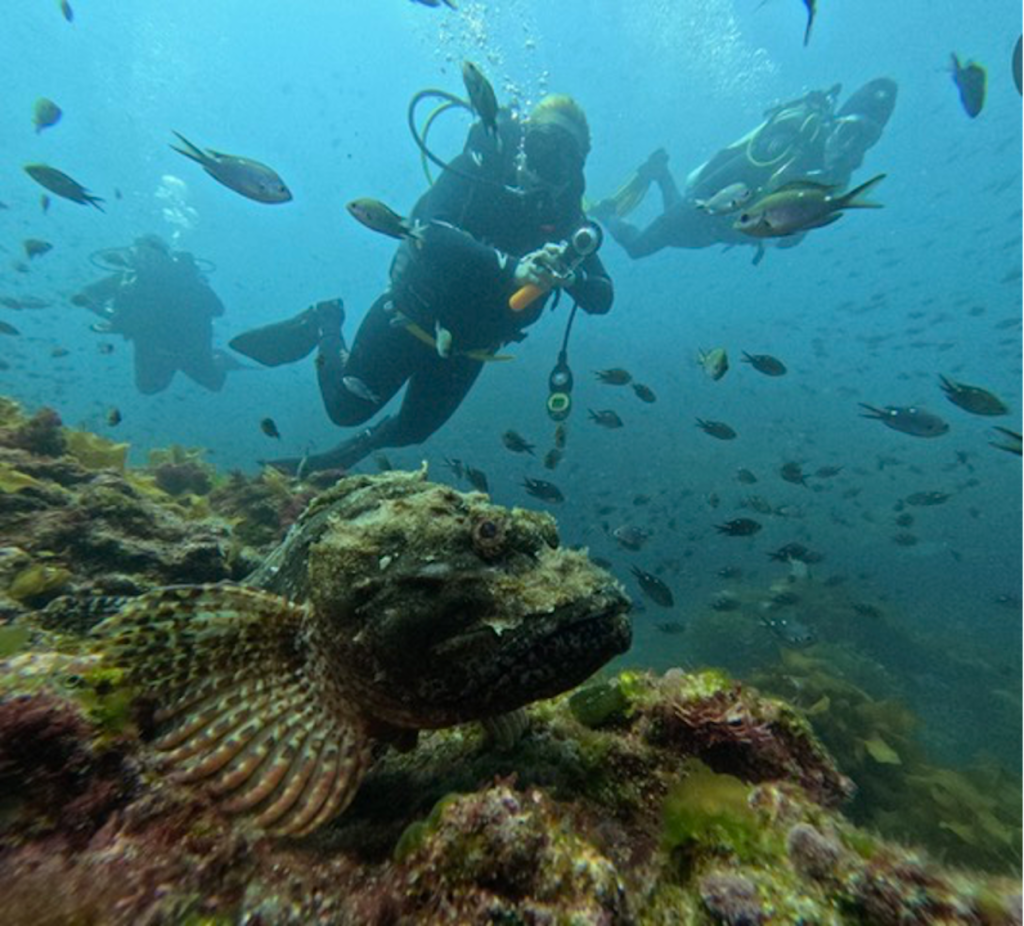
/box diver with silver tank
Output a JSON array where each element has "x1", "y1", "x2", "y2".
[{"x1": 590, "y1": 78, "x2": 898, "y2": 263}]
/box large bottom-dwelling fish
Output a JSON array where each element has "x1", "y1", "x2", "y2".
[{"x1": 94, "y1": 467, "x2": 631, "y2": 837}]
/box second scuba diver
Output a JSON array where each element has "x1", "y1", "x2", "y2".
[
  {"x1": 591, "y1": 78, "x2": 898, "y2": 263},
  {"x1": 230, "y1": 90, "x2": 612, "y2": 474},
  {"x1": 75, "y1": 235, "x2": 239, "y2": 395}
]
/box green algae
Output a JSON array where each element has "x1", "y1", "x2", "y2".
[
  {"x1": 8, "y1": 564, "x2": 72, "y2": 603},
  {"x1": 0, "y1": 463, "x2": 45, "y2": 494},
  {"x1": 662, "y1": 762, "x2": 759, "y2": 862},
  {"x1": 0, "y1": 625, "x2": 32, "y2": 658},
  {"x1": 393, "y1": 791, "x2": 464, "y2": 862},
  {"x1": 64, "y1": 429, "x2": 129, "y2": 472},
  {"x1": 569, "y1": 677, "x2": 631, "y2": 727}
]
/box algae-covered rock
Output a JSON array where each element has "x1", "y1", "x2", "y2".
[{"x1": 394, "y1": 785, "x2": 628, "y2": 924}]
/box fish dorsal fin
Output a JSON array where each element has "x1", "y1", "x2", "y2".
[
  {"x1": 771, "y1": 179, "x2": 836, "y2": 194},
  {"x1": 95, "y1": 584, "x2": 373, "y2": 837}
]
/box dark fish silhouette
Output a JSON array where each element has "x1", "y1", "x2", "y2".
[
  {"x1": 630, "y1": 566, "x2": 675, "y2": 608},
  {"x1": 589, "y1": 409, "x2": 624, "y2": 429},
  {"x1": 24, "y1": 164, "x2": 104, "y2": 210},
  {"x1": 800, "y1": 0, "x2": 816, "y2": 46},
  {"x1": 632, "y1": 383, "x2": 657, "y2": 403},
  {"x1": 461, "y1": 61, "x2": 499, "y2": 140},
  {"x1": 905, "y1": 491, "x2": 950, "y2": 507},
  {"x1": 466, "y1": 465, "x2": 490, "y2": 493},
  {"x1": 950, "y1": 53, "x2": 987, "y2": 118},
  {"x1": 502, "y1": 430, "x2": 535, "y2": 455},
  {"x1": 779, "y1": 461, "x2": 808, "y2": 486},
  {"x1": 696, "y1": 418, "x2": 737, "y2": 440},
  {"x1": 1013, "y1": 36, "x2": 1022, "y2": 96},
  {"x1": 938, "y1": 375, "x2": 1008, "y2": 416},
  {"x1": 594, "y1": 368, "x2": 632, "y2": 385},
  {"x1": 742, "y1": 351, "x2": 787, "y2": 376},
  {"x1": 768, "y1": 543, "x2": 821, "y2": 564},
  {"x1": 23, "y1": 239, "x2": 53, "y2": 260},
  {"x1": 859, "y1": 404, "x2": 949, "y2": 438},
  {"x1": 715, "y1": 518, "x2": 762, "y2": 537},
  {"x1": 989, "y1": 427, "x2": 1022, "y2": 456},
  {"x1": 260, "y1": 417, "x2": 282, "y2": 440},
  {"x1": 522, "y1": 477, "x2": 564, "y2": 504}
]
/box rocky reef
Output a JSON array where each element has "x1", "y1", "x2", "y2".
[{"x1": 0, "y1": 399, "x2": 1020, "y2": 925}]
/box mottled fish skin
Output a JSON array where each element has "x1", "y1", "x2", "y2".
[
  {"x1": 170, "y1": 132, "x2": 292, "y2": 204},
  {"x1": 95, "y1": 469, "x2": 631, "y2": 836}
]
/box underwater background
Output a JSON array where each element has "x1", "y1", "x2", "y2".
[{"x1": 1, "y1": 0, "x2": 1021, "y2": 875}]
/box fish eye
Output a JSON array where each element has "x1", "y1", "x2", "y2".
[{"x1": 471, "y1": 515, "x2": 508, "y2": 559}]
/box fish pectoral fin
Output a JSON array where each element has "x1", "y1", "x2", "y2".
[{"x1": 95, "y1": 584, "x2": 372, "y2": 836}]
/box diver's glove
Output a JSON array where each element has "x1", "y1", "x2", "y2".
[{"x1": 514, "y1": 243, "x2": 576, "y2": 290}]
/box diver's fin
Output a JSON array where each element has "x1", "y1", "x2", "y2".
[
  {"x1": 595, "y1": 150, "x2": 668, "y2": 221},
  {"x1": 95, "y1": 584, "x2": 373, "y2": 837},
  {"x1": 229, "y1": 306, "x2": 327, "y2": 367},
  {"x1": 836, "y1": 173, "x2": 886, "y2": 209},
  {"x1": 169, "y1": 131, "x2": 212, "y2": 167}
]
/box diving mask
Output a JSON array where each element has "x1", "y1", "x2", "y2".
[{"x1": 522, "y1": 124, "x2": 582, "y2": 187}]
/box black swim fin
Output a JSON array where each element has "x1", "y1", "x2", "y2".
[
  {"x1": 230, "y1": 300, "x2": 343, "y2": 368},
  {"x1": 263, "y1": 417, "x2": 392, "y2": 477}
]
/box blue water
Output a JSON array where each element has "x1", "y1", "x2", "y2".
[{"x1": 2, "y1": 2, "x2": 1021, "y2": 769}]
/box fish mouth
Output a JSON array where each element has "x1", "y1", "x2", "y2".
[{"x1": 481, "y1": 586, "x2": 633, "y2": 710}]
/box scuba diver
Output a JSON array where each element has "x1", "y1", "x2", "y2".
[
  {"x1": 230, "y1": 86, "x2": 613, "y2": 475},
  {"x1": 591, "y1": 78, "x2": 898, "y2": 262},
  {"x1": 74, "y1": 235, "x2": 239, "y2": 394}
]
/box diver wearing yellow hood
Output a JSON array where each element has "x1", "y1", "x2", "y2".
[{"x1": 231, "y1": 91, "x2": 613, "y2": 475}]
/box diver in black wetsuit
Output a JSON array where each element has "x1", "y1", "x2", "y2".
[
  {"x1": 231, "y1": 94, "x2": 613, "y2": 474},
  {"x1": 592, "y1": 78, "x2": 898, "y2": 262},
  {"x1": 76, "y1": 235, "x2": 237, "y2": 394}
]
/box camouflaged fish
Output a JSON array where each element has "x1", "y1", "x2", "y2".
[{"x1": 94, "y1": 467, "x2": 631, "y2": 837}]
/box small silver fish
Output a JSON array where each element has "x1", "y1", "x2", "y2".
[
  {"x1": 695, "y1": 182, "x2": 752, "y2": 215},
  {"x1": 343, "y1": 376, "x2": 381, "y2": 405}
]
